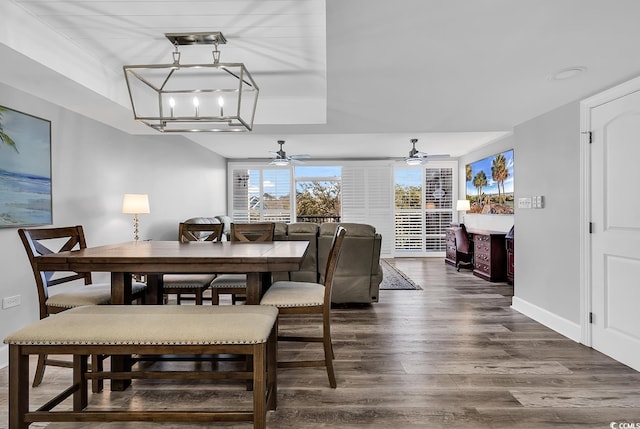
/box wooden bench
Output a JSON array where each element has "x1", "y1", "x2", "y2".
[{"x1": 4, "y1": 305, "x2": 278, "y2": 429}]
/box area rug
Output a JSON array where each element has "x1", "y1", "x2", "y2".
[{"x1": 379, "y1": 259, "x2": 421, "y2": 290}]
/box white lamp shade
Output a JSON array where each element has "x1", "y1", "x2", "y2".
[
  {"x1": 456, "y1": 199, "x2": 471, "y2": 211},
  {"x1": 122, "y1": 194, "x2": 150, "y2": 214}
]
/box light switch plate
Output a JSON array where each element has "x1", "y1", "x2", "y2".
[{"x1": 518, "y1": 197, "x2": 532, "y2": 209}]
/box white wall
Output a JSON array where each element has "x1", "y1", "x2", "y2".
[{"x1": 0, "y1": 83, "x2": 228, "y2": 367}]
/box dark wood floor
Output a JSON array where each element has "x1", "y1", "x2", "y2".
[{"x1": 3, "y1": 258, "x2": 640, "y2": 428}]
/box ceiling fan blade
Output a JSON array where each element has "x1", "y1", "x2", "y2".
[{"x1": 290, "y1": 154, "x2": 311, "y2": 159}]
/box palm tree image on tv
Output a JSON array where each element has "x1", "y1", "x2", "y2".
[{"x1": 465, "y1": 149, "x2": 514, "y2": 215}]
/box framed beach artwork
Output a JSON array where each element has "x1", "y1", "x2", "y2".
[
  {"x1": 465, "y1": 149, "x2": 514, "y2": 215},
  {"x1": 0, "y1": 105, "x2": 52, "y2": 227}
]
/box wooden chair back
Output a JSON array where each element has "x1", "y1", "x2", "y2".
[
  {"x1": 454, "y1": 224, "x2": 471, "y2": 254},
  {"x1": 18, "y1": 226, "x2": 93, "y2": 320},
  {"x1": 322, "y1": 226, "x2": 347, "y2": 304},
  {"x1": 230, "y1": 222, "x2": 275, "y2": 242},
  {"x1": 178, "y1": 222, "x2": 224, "y2": 242}
]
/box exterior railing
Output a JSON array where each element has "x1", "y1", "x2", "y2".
[{"x1": 296, "y1": 215, "x2": 341, "y2": 224}]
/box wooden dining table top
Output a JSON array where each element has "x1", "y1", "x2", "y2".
[{"x1": 35, "y1": 240, "x2": 310, "y2": 274}]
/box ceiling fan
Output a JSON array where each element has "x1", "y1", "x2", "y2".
[
  {"x1": 403, "y1": 138, "x2": 449, "y2": 165},
  {"x1": 269, "y1": 140, "x2": 310, "y2": 166}
]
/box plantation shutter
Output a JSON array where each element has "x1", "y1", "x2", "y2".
[
  {"x1": 394, "y1": 162, "x2": 457, "y2": 256},
  {"x1": 230, "y1": 168, "x2": 291, "y2": 223},
  {"x1": 342, "y1": 165, "x2": 394, "y2": 256},
  {"x1": 424, "y1": 167, "x2": 454, "y2": 253},
  {"x1": 231, "y1": 169, "x2": 251, "y2": 223},
  {"x1": 261, "y1": 169, "x2": 291, "y2": 223}
]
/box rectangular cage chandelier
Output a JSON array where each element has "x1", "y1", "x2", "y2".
[{"x1": 123, "y1": 32, "x2": 259, "y2": 132}]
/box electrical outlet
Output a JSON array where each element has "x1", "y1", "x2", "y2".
[{"x1": 2, "y1": 294, "x2": 21, "y2": 309}]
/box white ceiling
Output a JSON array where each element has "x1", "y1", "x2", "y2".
[{"x1": 3, "y1": 0, "x2": 640, "y2": 160}]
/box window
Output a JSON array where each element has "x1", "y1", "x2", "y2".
[
  {"x1": 394, "y1": 164, "x2": 456, "y2": 255},
  {"x1": 231, "y1": 168, "x2": 291, "y2": 223},
  {"x1": 230, "y1": 165, "x2": 341, "y2": 224},
  {"x1": 294, "y1": 166, "x2": 341, "y2": 223},
  {"x1": 229, "y1": 161, "x2": 453, "y2": 257}
]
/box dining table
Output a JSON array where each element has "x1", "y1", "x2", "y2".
[
  {"x1": 35, "y1": 239, "x2": 310, "y2": 305},
  {"x1": 34, "y1": 239, "x2": 309, "y2": 390}
]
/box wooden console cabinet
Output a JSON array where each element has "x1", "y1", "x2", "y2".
[
  {"x1": 469, "y1": 229, "x2": 507, "y2": 282},
  {"x1": 445, "y1": 227, "x2": 459, "y2": 267},
  {"x1": 444, "y1": 226, "x2": 509, "y2": 282}
]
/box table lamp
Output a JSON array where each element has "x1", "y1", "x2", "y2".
[
  {"x1": 456, "y1": 199, "x2": 471, "y2": 225},
  {"x1": 122, "y1": 194, "x2": 150, "y2": 241}
]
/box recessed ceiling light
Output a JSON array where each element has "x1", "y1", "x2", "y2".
[{"x1": 549, "y1": 66, "x2": 587, "y2": 81}]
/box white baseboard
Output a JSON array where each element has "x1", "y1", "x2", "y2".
[
  {"x1": 511, "y1": 297, "x2": 582, "y2": 343},
  {"x1": 0, "y1": 344, "x2": 7, "y2": 370}
]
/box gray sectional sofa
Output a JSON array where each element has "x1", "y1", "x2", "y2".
[{"x1": 182, "y1": 217, "x2": 382, "y2": 304}]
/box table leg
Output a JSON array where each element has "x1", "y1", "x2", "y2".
[
  {"x1": 111, "y1": 354, "x2": 132, "y2": 391},
  {"x1": 111, "y1": 272, "x2": 132, "y2": 305},
  {"x1": 261, "y1": 271, "x2": 272, "y2": 294},
  {"x1": 245, "y1": 272, "x2": 273, "y2": 304},
  {"x1": 144, "y1": 274, "x2": 164, "y2": 305},
  {"x1": 245, "y1": 273, "x2": 260, "y2": 304},
  {"x1": 110, "y1": 272, "x2": 133, "y2": 390}
]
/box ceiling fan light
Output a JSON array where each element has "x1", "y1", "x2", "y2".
[
  {"x1": 270, "y1": 158, "x2": 290, "y2": 166},
  {"x1": 405, "y1": 157, "x2": 424, "y2": 166}
]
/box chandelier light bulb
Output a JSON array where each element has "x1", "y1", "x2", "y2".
[
  {"x1": 193, "y1": 96, "x2": 199, "y2": 117},
  {"x1": 218, "y1": 96, "x2": 224, "y2": 116},
  {"x1": 169, "y1": 97, "x2": 175, "y2": 117}
]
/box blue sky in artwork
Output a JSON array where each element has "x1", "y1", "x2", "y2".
[
  {"x1": 465, "y1": 149, "x2": 514, "y2": 196},
  {"x1": 0, "y1": 107, "x2": 51, "y2": 177}
]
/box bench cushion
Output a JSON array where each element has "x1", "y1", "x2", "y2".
[{"x1": 4, "y1": 305, "x2": 278, "y2": 346}]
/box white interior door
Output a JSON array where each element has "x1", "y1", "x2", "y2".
[{"x1": 590, "y1": 89, "x2": 640, "y2": 371}]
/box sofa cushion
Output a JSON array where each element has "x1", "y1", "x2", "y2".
[{"x1": 272, "y1": 222, "x2": 318, "y2": 283}]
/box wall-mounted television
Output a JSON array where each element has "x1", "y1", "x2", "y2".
[{"x1": 465, "y1": 149, "x2": 514, "y2": 215}]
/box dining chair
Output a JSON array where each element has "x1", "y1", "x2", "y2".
[
  {"x1": 210, "y1": 222, "x2": 275, "y2": 305},
  {"x1": 17, "y1": 225, "x2": 147, "y2": 391},
  {"x1": 259, "y1": 225, "x2": 346, "y2": 388},
  {"x1": 162, "y1": 222, "x2": 224, "y2": 305}
]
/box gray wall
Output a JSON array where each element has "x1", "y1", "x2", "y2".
[
  {"x1": 459, "y1": 102, "x2": 580, "y2": 341},
  {"x1": 0, "y1": 83, "x2": 228, "y2": 367},
  {"x1": 513, "y1": 101, "x2": 581, "y2": 325},
  {"x1": 457, "y1": 102, "x2": 582, "y2": 336}
]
